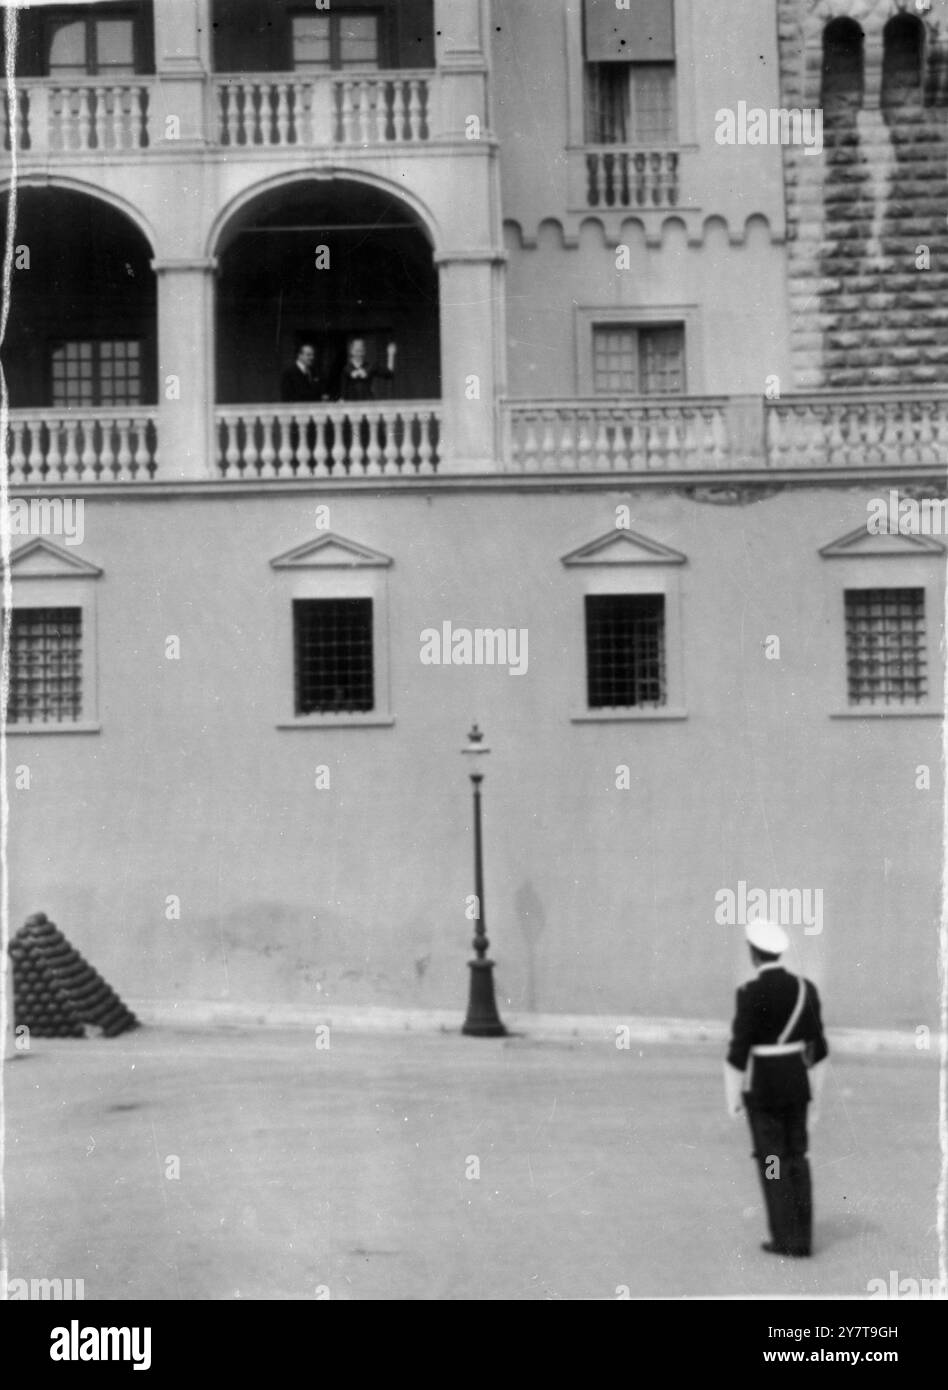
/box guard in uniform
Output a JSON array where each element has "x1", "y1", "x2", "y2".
[{"x1": 724, "y1": 920, "x2": 828, "y2": 1257}]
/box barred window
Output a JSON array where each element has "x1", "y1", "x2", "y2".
[
  {"x1": 294, "y1": 598, "x2": 374, "y2": 715},
  {"x1": 585, "y1": 594, "x2": 666, "y2": 708},
  {"x1": 50, "y1": 339, "x2": 142, "y2": 408},
  {"x1": 845, "y1": 588, "x2": 926, "y2": 706},
  {"x1": 593, "y1": 324, "x2": 685, "y2": 394},
  {"x1": 9, "y1": 607, "x2": 82, "y2": 724}
]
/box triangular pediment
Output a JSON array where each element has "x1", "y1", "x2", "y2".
[
  {"x1": 5, "y1": 537, "x2": 102, "y2": 578},
  {"x1": 820, "y1": 525, "x2": 946, "y2": 559},
  {"x1": 562, "y1": 528, "x2": 687, "y2": 567},
  {"x1": 270, "y1": 533, "x2": 393, "y2": 570}
]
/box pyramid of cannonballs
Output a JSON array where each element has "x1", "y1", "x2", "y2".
[{"x1": 9, "y1": 912, "x2": 138, "y2": 1038}]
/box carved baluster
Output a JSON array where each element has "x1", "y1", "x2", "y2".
[
  {"x1": 350, "y1": 414, "x2": 367, "y2": 474},
  {"x1": 133, "y1": 416, "x2": 150, "y2": 476},
  {"x1": 606, "y1": 411, "x2": 626, "y2": 471},
  {"x1": 98, "y1": 416, "x2": 116, "y2": 477},
  {"x1": 115, "y1": 418, "x2": 132, "y2": 479},
  {"x1": 593, "y1": 413, "x2": 610, "y2": 469},
  {"x1": 417, "y1": 411, "x2": 434, "y2": 473},
  {"x1": 275, "y1": 82, "x2": 290, "y2": 145},
  {"x1": 826, "y1": 404, "x2": 846, "y2": 467},
  {"x1": 399, "y1": 412, "x2": 416, "y2": 472},
  {"x1": 77, "y1": 87, "x2": 92, "y2": 150},
  {"x1": 558, "y1": 414, "x2": 576, "y2": 471},
  {"x1": 277, "y1": 413, "x2": 294, "y2": 475},
  {"x1": 221, "y1": 85, "x2": 235, "y2": 145},
  {"x1": 408, "y1": 79, "x2": 424, "y2": 141},
  {"x1": 383, "y1": 410, "x2": 399, "y2": 472},
  {"x1": 27, "y1": 419, "x2": 45, "y2": 480},
  {"x1": 311, "y1": 414, "x2": 327, "y2": 475},
  {"x1": 644, "y1": 413, "x2": 664, "y2": 469},
  {"x1": 79, "y1": 416, "x2": 96, "y2": 477},
  {"x1": 916, "y1": 400, "x2": 936, "y2": 466},
  {"x1": 219, "y1": 414, "x2": 237, "y2": 475},
  {"x1": 520, "y1": 418, "x2": 539, "y2": 470},
  {"x1": 626, "y1": 412, "x2": 645, "y2": 469},
  {"x1": 711, "y1": 405, "x2": 729, "y2": 468},
  {"x1": 339, "y1": 81, "x2": 354, "y2": 143},
  {"x1": 540, "y1": 414, "x2": 557, "y2": 470},
  {"x1": 62, "y1": 418, "x2": 80, "y2": 480},
  {"x1": 90, "y1": 85, "x2": 106, "y2": 149},
  {"x1": 259, "y1": 414, "x2": 277, "y2": 475},
  {"x1": 357, "y1": 82, "x2": 372, "y2": 145},
  {"x1": 575, "y1": 415, "x2": 593, "y2": 471},
  {"x1": 665, "y1": 413, "x2": 683, "y2": 469},
  {"x1": 240, "y1": 413, "x2": 259, "y2": 473},
  {"x1": 47, "y1": 418, "x2": 63, "y2": 479},
  {"x1": 331, "y1": 411, "x2": 348, "y2": 472},
  {"x1": 9, "y1": 421, "x2": 26, "y2": 481}
]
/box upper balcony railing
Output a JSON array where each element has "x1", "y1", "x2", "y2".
[
  {"x1": 502, "y1": 391, "x2": 948, "y2": 474},
  {"x1": 5, "y1": 392, "x2": 946, "y2": 486},
  {"x1": 578, "y1": 147, "x2": 681, "y2": 211},
  {"x1": 2, "y1": 70, "x2": 441, "y2": 154}
]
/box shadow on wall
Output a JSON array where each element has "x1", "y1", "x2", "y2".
[{"x1": 514, "y1": 882, "x2": 546, "y2": 1014}]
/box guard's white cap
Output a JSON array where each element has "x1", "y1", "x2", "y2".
[{"x1": 745, "y1": 918, "x2": 788, "y2": 955}]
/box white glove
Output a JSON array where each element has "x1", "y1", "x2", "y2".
[
  {"x1": 723, "y1": 1062, "x2": 745, "y2": 1119},
  {"x1": 809, "y1": 1059, "x2": 827, "y2": 1128}
]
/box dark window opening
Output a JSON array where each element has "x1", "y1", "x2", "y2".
[
  {"x1": 9, "y1": 607, "x2": 82, "y2": 725},
  {"x1": 822, "y1": 17, "x2": 865, "y2": 117},
  {"x1": 845, "y1": 588, "x2": 926, "y2": 706},
  {"x1": 585, "y1": 594, "x2": 666, "y2": 709},
  {"x1": 882, "y1": 13, "x2": 925, "y2": 110},
  {"x1": 294, "y1": 598, "x2": 374, "y2": 714}
]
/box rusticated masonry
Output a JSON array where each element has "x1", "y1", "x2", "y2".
[{"x1": 778, "y1": 0, "x2": 948, "y2": 389}]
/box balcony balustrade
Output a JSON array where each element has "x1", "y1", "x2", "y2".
[
  {"x1": 4, "y1": 393, "x2": 944, "y2": 487},
  {"x1": 502, "y1": 391, "x2": 948, "y2": 473},
  {"x1": 214, "y1": 72, "x2": 431, "y2": 148},
  {"x1": 4, "y1": 409, "x2": 158, "y2": 484},
  {"x1": 580, "y1": 147, "x2": 681, "y2": 210},
  {"x1": 215, "y1": 404, "x2": 441, "y2": 479},
  {"x1": 3, "y1": 70, "x2": 438, "y2": 155}
]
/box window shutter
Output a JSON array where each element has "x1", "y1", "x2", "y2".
[{"x1": 584, "y1": 0, "x2": 675, "y2": 63}]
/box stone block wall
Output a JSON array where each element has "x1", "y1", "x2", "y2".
[{"x1": 778, "y1": 0, "x2": 948, "y2": 388}]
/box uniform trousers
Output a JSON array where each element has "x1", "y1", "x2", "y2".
[{"x1": 745, "y1": 1102, "x2": 812, "y2": 1255}]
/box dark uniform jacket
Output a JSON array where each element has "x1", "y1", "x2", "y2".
[
  {"x1": 727, "y1": 965, "x2": 828, "y2": 1109},
  {"x1": 281, "y1": 365, "x2": 325, "y2": 403}
]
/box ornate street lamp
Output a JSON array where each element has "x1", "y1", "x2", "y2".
[{"x1": 461, "y1": 724, "x2": 507, "y2": 1037}]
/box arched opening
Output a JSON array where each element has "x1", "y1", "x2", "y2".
[
  {"x1": 882, "y1": 13, "x2": 925, "y2": 110},
  {"x1": 1, "y1": 187, "x2": 157, "y2": 409},
  {"x1": 821, "y1": 18, "x2": 865, "y2": 118},
  {"x1": 214, "y1": 178, "x2": 440, "y2": 405}
]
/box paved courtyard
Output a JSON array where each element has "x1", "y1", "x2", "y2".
[{"x1": 1, "y1": 1026, "x2": 940, "y2": 1300}]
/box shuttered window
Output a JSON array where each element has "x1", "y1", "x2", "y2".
[{"x1": 583, "y1": 0, "x2": 675, "y2": 63}]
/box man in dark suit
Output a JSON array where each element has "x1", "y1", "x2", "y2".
[
  {"x1": 724, "y1": 919, "x2": 828, "y2": 1258},
  {"x1": 281, "y1": 343, "x2": 326, "y2": 403}
]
